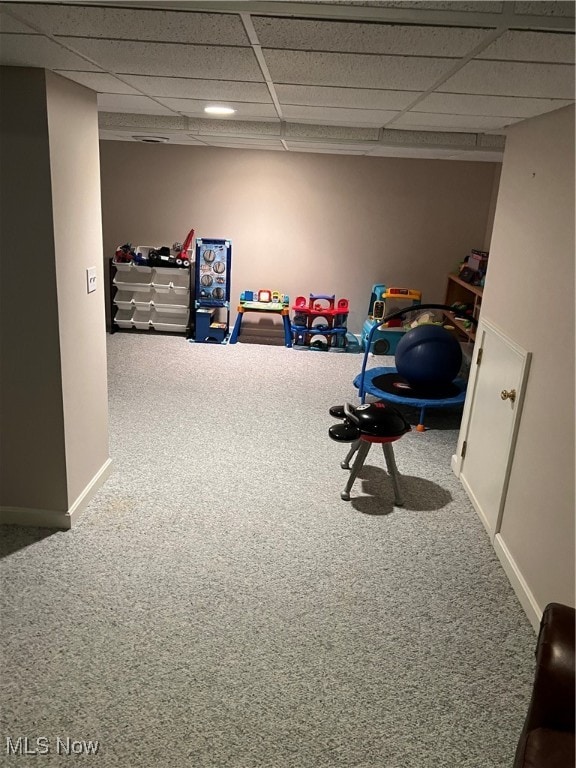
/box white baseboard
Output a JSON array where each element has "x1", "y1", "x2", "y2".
[
  {"x1": 493, "y1": 534, "x2": 542, "y2": 633},
  {"x1": 459, "y1": 473, "x2": 541, "y2": 633},
  {"x1": 460, "y1": 472, "x2": 494, "y2": 539},
  {"x1": 0, "y1": 458, "x2": 113, "y2": 530},
  {"x1": 451, "y1": 453, "x2": 460, "y2": 477}
]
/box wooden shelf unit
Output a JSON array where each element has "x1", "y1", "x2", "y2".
[{"x1": 443, "y1": 273, "x2": 483, "y2": 343}]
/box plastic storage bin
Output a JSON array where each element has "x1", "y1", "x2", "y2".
[
  {"x1": 151, "y1": 269, "x2": 173, "y2": 293},
  {"x1": 171, "y1": 271, "x2": 190, "y2": 295},
  {"x1": 114, "y1": 308, "x2": 133, "y2": 328},
  {"x1": 112, "y1": 259, "x2": 132, "y2": 272},
  {"x1": 113, "y1": 269, "x2": 152, "y2": 292},
  {"x1": 151, "y1": 309, "x2": 187, "y2": 333},
  {"x1": 133, "y1": 290, "x2": 154, "y2": 310},
  {"x1": 153, "y1": 290, "x2": 189, "y2": 315},
  {"x1": 113, "y1": 290, "x2": 134, "y2": 310},
  {"x1": 132, "y1": 309, "x2": 151, "y2": 330}
]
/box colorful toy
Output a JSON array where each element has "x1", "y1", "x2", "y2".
[
  {"x1": 291, "y1": 294, "x2": 349, "y2": 350},
  {"x1": 360, "y1": 284, "x2": 422, "y2": 355},
  {"x1": 229, "y1": 290, "x2": 292, "y2": 346}
]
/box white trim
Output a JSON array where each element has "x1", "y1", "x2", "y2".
[
  {"x1": 450, "y1": 453, "x2": 460, "y2": 477},
  {"x1": 0, "y1": 458, "x2": 112, "y2": 529},
  {"x1": 460, "y1": 471, "x2": 493, "y2": 540},
  {"x1": 493, "y1": 534, "x2": 542, "y2": 633},
  {"x1": 452, "y1": 334, "x2": 482, "y2": 477}
]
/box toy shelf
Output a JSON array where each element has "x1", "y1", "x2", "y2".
[
  {"x1": 109, "y1": 258, "x2": 191, "y2": 336},
  {"x1": 443, "y1": 273, "x2": 483, "y2": 343}
]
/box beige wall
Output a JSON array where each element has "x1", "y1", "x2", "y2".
[
  {"x1": 0, "y1": 67, "x2": 110, "y2": 523},
  {"x1": 0, "y1": 67, "x2": 68, "y2": 510},
  {"x1": 482, "y1": 105, "x2": 575, "y2": 609},
  {"x1": 100, "y1": 142, "x2": 500, "y2": 334},
  {"x1": 483, "y1": 164, "x2": 502, "y2": 252},
  {"x1": 46, "y1": 71, "x2": 110, "y2": 507}
]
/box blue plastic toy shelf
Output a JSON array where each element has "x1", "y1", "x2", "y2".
[{"x1": 193, "y1": 238, "x2": 232, "y2": 343}]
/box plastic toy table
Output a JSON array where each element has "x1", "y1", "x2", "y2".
[{"x1": 229, "y1": 301, "x2": 293, "y2": 347}]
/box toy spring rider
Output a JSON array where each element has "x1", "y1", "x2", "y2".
[
  {"x1": 291, "y1": 294, "x2": 349, "y2": 350},
  {"x1": 361, "y1": 284, "x2": 421, "y2": 355},
  {"x1": 193, "y1": 238, "x2": 232, "y2": 343},
  {"x1": 329, "y1": 402, "x2": 411, "y2": 503},
  {"x1": 355, "y1": 303, "x2": 477, "y2": 431},
  {"x1": 229, "y1": 290, "x2": 292, "y2": 346}
]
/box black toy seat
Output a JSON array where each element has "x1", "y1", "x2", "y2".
[{"x1": 329, "y1": 402, "x2": 410, "y2": 503}]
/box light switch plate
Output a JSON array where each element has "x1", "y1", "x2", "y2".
[{"x1": 86, "y1": 267, "x2": 97, "y2": 293}]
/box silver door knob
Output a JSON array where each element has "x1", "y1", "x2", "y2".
[{"x1": 501, "y1": 389, "x2": 516, "y2": 402}]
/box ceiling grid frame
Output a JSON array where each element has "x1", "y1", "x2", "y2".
[{"x1": 0, "y1": 0, "x2": 573, "y2": 159}]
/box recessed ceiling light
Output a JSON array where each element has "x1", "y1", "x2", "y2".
[
  {"x1": 204, "y1": 105, "x2": 236, "y2": 115},
  {"x1": 133, "y1": 135, "x2": 170, "y2": 143}
]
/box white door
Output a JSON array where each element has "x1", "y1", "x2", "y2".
[{"x1": 456, "y1": 320, "x2": 531, "y2": 539}]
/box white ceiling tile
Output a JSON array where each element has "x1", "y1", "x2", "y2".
[
  {"x1": 416, "y1": 92, "x2": 573, "y2": 118},
  {"x1": 477, "y1": 133, "x2": 506, "y2": 149},
  {"x1": 136, "y1": 135, "x2": 207, "y2": 145},
  {"x1": 201, "y1": 137, "x2": 285, "y2": 150},
  {"x1": 282, "y1": 104, "x2": 398, "y2": 126},
  {"x1": 478, "y1": 30, "x2": 574, "y2": 64},
  {"x1": 263, "y1": 49, "x2": 454, "y2": 90},
  {"x1": 98, "y1": 130, "x2": 132, "y2": 141},
  {"x1": 54, "y1": 71, "x2": 141, "y2": 95},
  {"x1": 373, "y1": 2, "x2": 504, "y2": 11},
  {"x1": 188, "y1": 119, "x2": 281, "y2": 137},
  {"x1": 57, "y1": 38, "x2": 263, "y2": 81},
  {"x1": 276, "y1": 84, "x2": 417, "y2": 110},
  {"x1": 198, "y1": 135, "x2": 283, "y2": 144},
  {"x1": 1, "y1": 0, "x2": 573, "y2": 163},
  {"x1": 155, "y1": 98, "x2": 278, "y2": 120},
  {"x1": 97, "y1": 94, "x2": 177, "y2": 116},
  {"x1": 99, "y1": 113, "x2": 188, "y2": 131},
  {"x1": 0, "y1": 11, "x2": 37, "y2": 33},
  {"x1": 253, "y1": 17, "x2": 489, "y2": 56},
  {"x1": 2, "y1": 4, "x2": 249, "y2": 45},
  {"x1": 441, "y1": 59, "x2": 574, "y2": 99},
  {"x1": 381, "y1": 128, "x2": 478, "y2": 147},
  {"x1": 285, "y1": 123, "x2": 379, "y2": 141},
  {"x1": 448, "y1": 150, "x2": 504, "y2": 161},
  {"x1": 100, "y1": 133, "x2": 207, "y2": 146},
  {"x1": 395, "y1": 111, "x2": 521, "y2": 131},
  {"x1": 121, "y1": 76, "x2": 272, "y2": 103},
  {"x1": 514, "y1": 1, "x2": 575, "y2": 17},
  {"x1": 204, "y1": 142, "x2": 285, "y2": 151},
  {"x1": 368, "y1": 145, "x2": 470, "y2": 158},
  {"x1": 287, "y1": 145, "x2": 369, "y2": 155},
  {"x1": 0, "y1": 33, "x2": 101, "y2": 71}
]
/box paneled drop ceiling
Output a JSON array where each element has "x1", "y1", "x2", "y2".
[{"x1": 0, "y1": 0, "x2": 574, "y2": 160}]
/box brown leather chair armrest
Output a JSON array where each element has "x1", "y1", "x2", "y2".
[
  {"x1": 528, "y1": 603, "x2": 575, "y2": 733},
  {"x1": 514, "y1": 603, "x2": 575, "y2": 768}
]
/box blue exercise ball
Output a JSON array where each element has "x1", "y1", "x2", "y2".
[{"x1": 395, "y1": 324, "x2": 462, "y2": 387}]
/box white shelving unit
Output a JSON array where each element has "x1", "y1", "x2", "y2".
[{"x1": 111, "y1": 259, "x2": 191, "y2": 334}]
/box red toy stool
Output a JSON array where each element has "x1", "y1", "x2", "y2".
[{"x1": 329, "y1": 402, "x2": 411, "y2": 503}]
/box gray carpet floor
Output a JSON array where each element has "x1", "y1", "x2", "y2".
[{"x1": 1, "y1": 335, "x2": 536, "y2": 767}]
